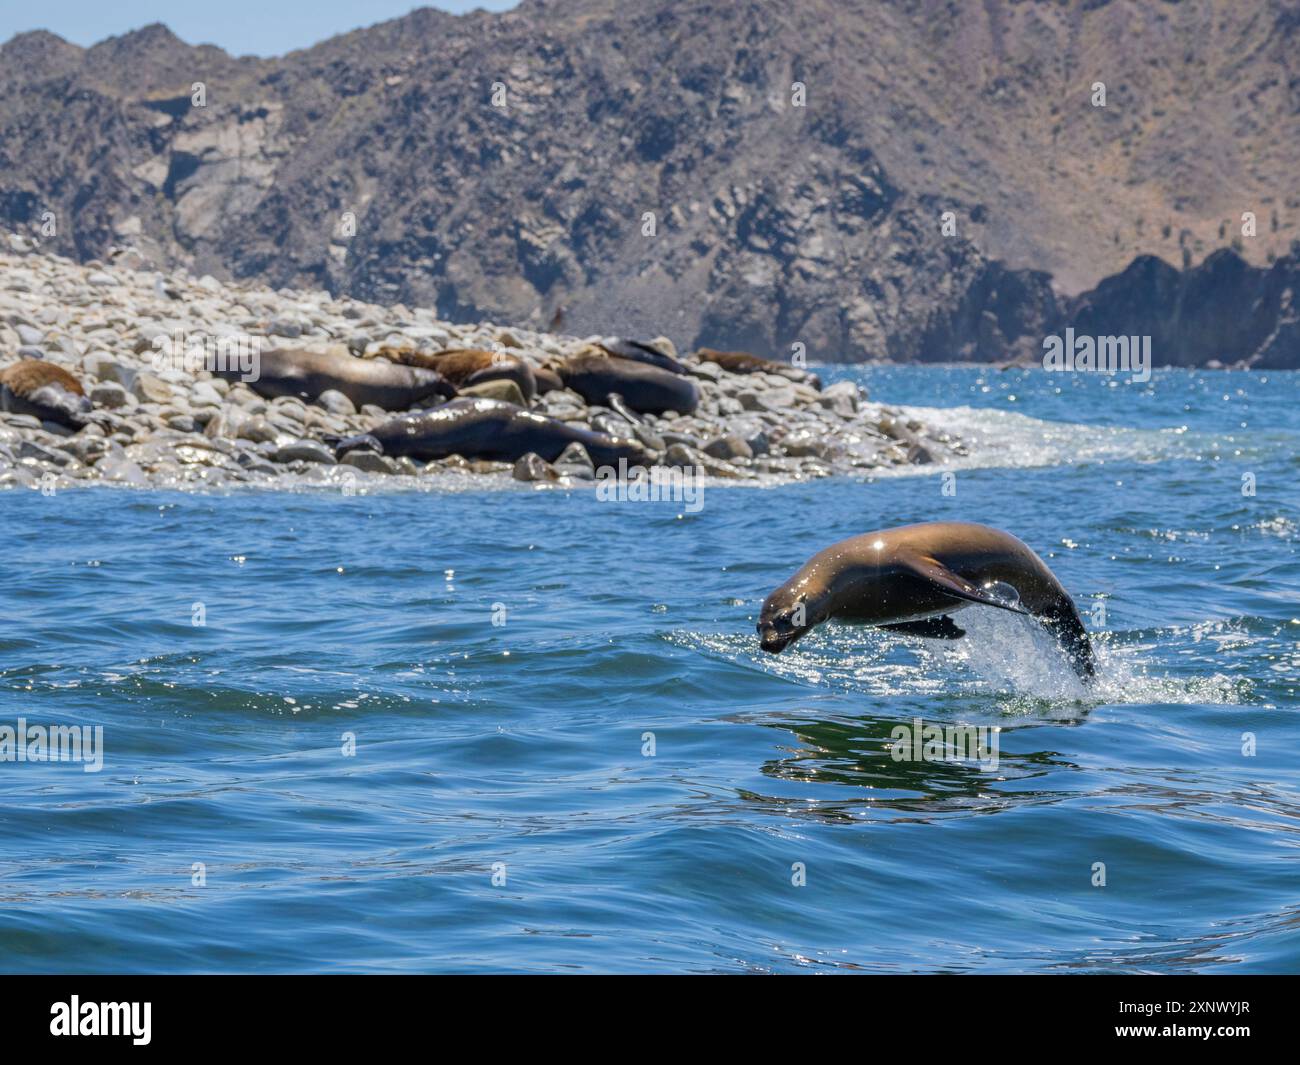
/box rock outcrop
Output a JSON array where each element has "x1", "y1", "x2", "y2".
[{"x1": 1064, "y1": 248, "x2": 1300, "y2": 370}]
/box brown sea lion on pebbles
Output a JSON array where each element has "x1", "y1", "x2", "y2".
[
  {"x1": 758, "y1": 521, "x2": 1095, "y2": 681},
  {"x1": 697, "y1": 348, "x2": 822, "y2": 390},
  {"x1": 0, "y1": 359, "x2": 97, "y2": 429},
  {"x1": 374, "y1": 347, "x2": 536, "y2": 402},
  {"x1": 212, "y1": 347, "x2": 455, "y2": 411},
  {"x1": 333, "y1": 397, "x2": 653, "y2": 467},
  {"x1": 556, "y1": 351, "x2": 699, "y2": 416}
]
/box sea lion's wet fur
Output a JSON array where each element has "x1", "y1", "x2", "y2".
[
  {"x1": 697, "y1": 348, "x2": 821, "y2": 390},
  {"x1": 0, "y1": 359, "x2": 94, "y2": 428},
  {"x1": 533, "y1": 365, "x2": 564, "y2": 395},
  {"x1": 758, "y1": 521, "x2": 1095, "y2": 680},
  {"x1": 594, "y1": 337, "x2": 689, "y2": 375},
  {"x1": 374, "y1": 347, "x2": 536, "y2": 402},
  {"x1": 216, "y1": 347, "x2": 455, "y2": 411},
  {"x1": 337, "y1": 397, "x2": 652, "y2": 467},
  {"x1": 556, "y1": 350, "x2": 699, "y2": 415}
]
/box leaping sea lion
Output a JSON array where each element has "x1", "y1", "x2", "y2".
[
  {"x1": 0, "y1": 360, "x2": 97, "y2": 429},
  {"x1": 373, "y1": 347, "x2": 537, "y2": 403},
  {"x1": 757, "y1": 522, "x2": 1095, "y2": 680},
  {"x1": 333, "y1": 397, "x2": 653, "y2": 467},
  {"x1": 557, "y1": 351, "x2": 699, "y2": 416},
  {"x1": 212, "y1": 347, "x2": 455, "y2": 411},
  {"x1": 697, "y1": 348, "x2": 822, "y2": 390}
]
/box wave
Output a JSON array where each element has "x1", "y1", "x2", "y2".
[{"x1": 876, "y1": 402, "x2": 1259, "y2": 476}]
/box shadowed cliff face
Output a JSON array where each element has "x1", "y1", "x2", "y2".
[
  {"x1": 0, "y1": 0, "x2": 1296, "y2": 363},
  {"x1": 1064, "y1": 248, "x2": 1300, "y2": 370}
]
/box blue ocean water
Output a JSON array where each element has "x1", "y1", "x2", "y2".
[{"x1": 1, "y1": 366, "x2": 1297, "y2": 974}]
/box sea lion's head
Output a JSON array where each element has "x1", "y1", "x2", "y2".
[
  {"x1": 757, "y1": 577, "x2": 826, "y2": 654},
  {"x1": 404, "y1": 367, "x2": 458, "y2": 404},
  {"x1": 583, "y1": 433, "x2": 653, "y2": 471},
  {"x1": 533, "y1": 363, "x2": 564, "y2": 395}
]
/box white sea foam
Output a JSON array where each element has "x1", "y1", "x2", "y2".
[{"x1": 872, "y1": 403, "x2": 1198, "y2": 475}]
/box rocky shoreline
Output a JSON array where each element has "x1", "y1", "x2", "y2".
[{"x1": 0, "y1": 247, "x2": 964, "y2": 491}]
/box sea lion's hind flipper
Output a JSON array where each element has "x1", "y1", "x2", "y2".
[
  {"x1": 1040, "y1": 601, "x2": 1097, "y2": 681},
  {"x1": 879, "y1": 616, "x2": 966, "y2": 639},
  {"x1": 326, "y1": 432, "x2": 383, "y2": 458},
  {"x1": 906, "y1": 557, "x2": 1032, "y2": 616}
]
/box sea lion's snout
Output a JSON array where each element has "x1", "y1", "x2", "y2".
[
  {"x1": 758, "y1": 622, "x2": 797, "y2": 654},
  {"x1": 757, "y1": 595, "x2": 808, "y2": 654}
]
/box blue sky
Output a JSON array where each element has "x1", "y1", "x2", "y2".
[{"x1": 0, "y1": 1, "x2": 520, "y2": 57}]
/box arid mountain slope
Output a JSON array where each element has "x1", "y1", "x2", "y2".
[{"x1": 1, "y1": 0, "x2": 1296, "y2": 362}]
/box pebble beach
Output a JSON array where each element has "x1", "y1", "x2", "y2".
[{"x1": 0, "y1": 241, "x2": 963, "y2": 492}]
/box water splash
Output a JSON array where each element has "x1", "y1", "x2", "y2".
[{"x1": 683, "y1": 603, "x2": 1249, "y2": 711}]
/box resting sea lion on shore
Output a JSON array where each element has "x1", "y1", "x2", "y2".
[
  {"x1": 214, "y1": 347, "x2": 455, "y2": 411},
  {"x1": 333, "y1": 397, "x2": 652, "y2": 467},
  {"x1": 0, "y1": 360, "x2": 98, "y2": 429},
  {"x1": 556, "y1": 351, "x2": 699, "y2": 416},
  {"x1": 758, "y1": 522, "x2": 1095, "y2": 681},
  {"x1": 594, "y1": 337, "x2": 690, "y2": 375},
  {"x1": 696, "y1": 348, "x2": 822, "y2": 390},
  {"x1": 373, "y1": 347, "x2": 537, "y2": 402}
]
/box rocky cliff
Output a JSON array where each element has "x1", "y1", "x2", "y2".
[{"x1": 1, "y1": 0, "x2": 1296, "y2": 364}]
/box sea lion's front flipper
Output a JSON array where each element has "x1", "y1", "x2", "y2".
[
  {"x1": 906, "y1": 557, "x2": 1032, "y2": 616},
  {"x1": 607, "y1": 392, "x2": 644, "y2": 425},
  {"x1": 879, "y1": 616, "x2": 966, "y2": 639}
]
